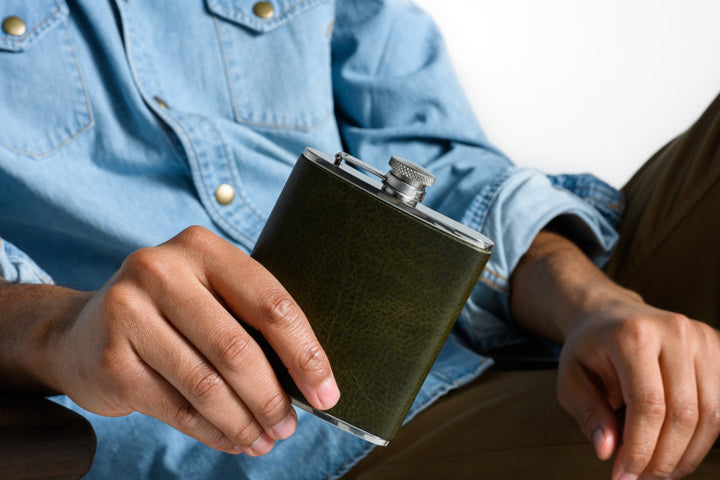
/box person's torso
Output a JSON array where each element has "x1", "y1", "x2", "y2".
[{"x1": 0, "y1": 0, "x2": 342, "y2": 289}]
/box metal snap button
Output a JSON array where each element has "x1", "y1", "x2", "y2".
[
  {"x1": 2, "y1": 16, "x2": 26, "y2": 37},
  {"x1": 214, "y1": 184, "x2": 235, "y2": 205},
  {"x1": 253, "y1": 2, "x2": 275, "y2": 19}
]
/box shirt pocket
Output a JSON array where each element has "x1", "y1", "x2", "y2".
[
  {"x1": 0, "y1": 0, "x2": 92, "y2": 158},
  {"x1": 206, "y1": 0, "x2": 334, "y2": 130}
]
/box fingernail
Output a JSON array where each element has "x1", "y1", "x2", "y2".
[
  {"x1": 317, "y1": 377, "x2": 340, "y2": 410},
  {"x1": 248, "y1": 433, "x2": 274, "y2": 456},
  {"x1": 270, "y1": 410, "x2": 297, "y2": 440},
  {"x1": 617, "y1": 474, "x2": 638, "y2": 480},
  {"x1": 592, "y1": 427, "x2": 604, "y2": 453}
]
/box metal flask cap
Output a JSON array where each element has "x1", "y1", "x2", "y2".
[
  {"x1": 383, "y1": 156, "x2": 436, "y2": 206},
  {"x1": 334, "y1": 152, "x2": 436, "y2": 207}
]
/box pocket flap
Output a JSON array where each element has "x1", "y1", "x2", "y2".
[
  {"x1": 0, "y1": 0, "x2": 68, "y2": 52},
  {"x1": 206, "y1": 0, "x2": 327, "y2": 33}
]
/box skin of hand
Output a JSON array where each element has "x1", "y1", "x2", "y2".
[
  {"x1": 0, "y1": 226, "x2": 340, "y2": 456},
  {"x1": 511, "y1": 230, "x2": 720, "y2": 480}
]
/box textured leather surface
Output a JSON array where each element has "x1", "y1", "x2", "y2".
[{"x1": 251, "y1": 153, "x2": 490, "y2": 441}]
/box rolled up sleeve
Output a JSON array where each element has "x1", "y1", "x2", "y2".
[
  {"x1": 0, "y1": 237, "x2": 54, "y2": 284},
  {"x1": 457, "y1": 168, "x2": 622, "y2": 351}
]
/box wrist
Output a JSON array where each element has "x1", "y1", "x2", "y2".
[
  {"x1": 558, "y1": 280, "x2": 644, "y2": 340},
  {"x1": 0, "y1": 283, "x2": 91, "y2": 394},
  {"x1": 511, "y1": 230, "x2": 643, "y2": 344}
]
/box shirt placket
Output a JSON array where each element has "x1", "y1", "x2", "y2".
[{"x1": 110, "y1": 0, "x2": 265, "y2": 250}]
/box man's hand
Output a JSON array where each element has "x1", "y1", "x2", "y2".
[
  {"x1": 511, "y1": 230, "x2": 720, "y2": 479},
  {"x1": 558, "y1": 297, "x2": 720, "y2": 480},
  {"x1": 4, "y1": 226, "x2": 340, "y2": 456}
]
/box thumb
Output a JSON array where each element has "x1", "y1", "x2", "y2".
[{"x1": 556, "y1": 363, "x2": 620, "y2": 460}]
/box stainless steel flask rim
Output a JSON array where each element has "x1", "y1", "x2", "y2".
[
  {"x1": 290, "y1": 398, "x2": 390, "y2": 446},
  {"x1": 303, "y1": 148, "x2": 494, "y2": 252}
]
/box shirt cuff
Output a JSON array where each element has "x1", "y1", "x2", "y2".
[
  {"x1": 456, "y1": 167, "x2": 621, "y2": 351},
  {"x1": 0, "y1": 237, "x2": 54, "y2": 284}
]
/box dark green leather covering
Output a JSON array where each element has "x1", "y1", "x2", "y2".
[{"x1": 251, "y1": 153, "x2": 490, "y2": 442}]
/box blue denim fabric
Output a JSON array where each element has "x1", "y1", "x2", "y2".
[{"x1": 0, "y1": 0, "x2": 623, "y2": 478}]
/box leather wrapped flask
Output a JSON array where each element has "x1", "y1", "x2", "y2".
[{"x1": 250, "y1": 148, "x2": 493, "y2": 446}]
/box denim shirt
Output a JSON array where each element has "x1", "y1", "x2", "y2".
[{"x1": 0, "y1": 1, "x2": 622, "y2": 478}]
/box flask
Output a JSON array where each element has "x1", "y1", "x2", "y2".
[{"x1": 251, "y1": 148, "x2": 493, "y2": 446}]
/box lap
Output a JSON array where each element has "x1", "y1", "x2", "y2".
[{"x1": 345, "y1": 369, "x2": 610, "y2": 479}]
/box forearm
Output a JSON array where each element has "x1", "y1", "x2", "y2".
[
  {"x1": 510, "y1": 230, "x2": 641, "y2": 344},
  {"x1": 0, "y1": 278, "x2": 89, "y2": 394}
]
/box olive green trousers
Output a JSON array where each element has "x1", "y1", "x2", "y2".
[{"x1": 345, "y1": 93, "x2": 720, "y2": 480}]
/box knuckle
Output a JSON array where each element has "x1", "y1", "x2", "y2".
[
  {"x1": 648, "y1": 462, "x2": 676, "y2": 479},
  {"x1": 675, "y1": 458, "x2": 702, "y2": 477},
  {"x1": 631, "y1": 388, "x2": 666, "y2": 419},
  {"x1": 232, "y1": 419, "x2": 263, "y2": 447},
  {"x1": 668, "y1": 400, "x2": 699, "y2": 428},
  {"x1": 259, "y1": 290, "x2": 301, "y2": 329},
  {"x1": 625, "y1": 448, "x2": 654, "y2": 472},
  {"x1": 102, "y1": 284, "x2": 142, "y2": 325},
  {"x1": 256, "y1": 391, "x2": 288, "y2": 422},
  {"x1": 296, "y1": 343, "x2": 328, "y2": 376},
  {"x1": 216, "y1": 332, "x2": 253, "y2": 373},
  {"x1": 176, "y1": 225, "x2": 216, "y2": 252},
  {"x1": 574, "y1": 404, "x2": 600, "y2": 434},
  {"x1": 124, "y1": 247, "x2": 173, "y2": 289},
  {"x1": 207, "y1": 430, "x2": 234, "y2": 452},
  {"x1": 173, "y1": 401, "x2": 202, "y2": 431},
  {"x1": 703, "y1": 404, "x2": 720, "y2": 429},
  {"x1": 187, "y1": 365, "x2": 224, "y2": 405},
  {"x1": 614, "y1": 318, "x2": 650, "y2": 351},
  {"x1": 667, "y1": 313, "x2": 691, "y2": 341},
  {"x1": 699, "y1": 323, "x2": 715, "y2": 345}
]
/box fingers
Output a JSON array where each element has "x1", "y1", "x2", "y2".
[
  {"x1": 671, "y1": 327, "x2": 720, "y2": 478},
  {"x1": 611, "y1": 337, "x2": 666, "y2": 480},
  {"x1": 557, "y1": 359, "x2": 620, "y2": 461},
  {"x1": 153, "y1": 275, "x2": 298, "y2": 443},
  {"x1": 181, "y1": 229, "x2": 339, "y2": 411},
  {"x1": 126, "y1": 293, "x2": 278, "y2": 456},
  {"x1": 610, "y1": 316, "x2": 720, "y2": 480},
  {"x1": 638, "y1": 338, "x2": 698, "y2": 479},
  {"x1": 123, "y1": 356, "x2": 243, "y2": 455}
]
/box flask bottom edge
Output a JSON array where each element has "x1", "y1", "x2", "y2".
[{"x1": 290, "y1": 397, "x2": 390, "y2": 447}]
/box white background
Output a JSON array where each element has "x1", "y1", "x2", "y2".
[{"x1": 413, "y1": 0, "x2": 720, "y2": 187}]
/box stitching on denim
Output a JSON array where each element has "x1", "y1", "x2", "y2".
[
  {"x1": 0, "y1": 18, "x2": 94, "y2": 158},
  {"x1": 549, "y1": 173, "x2": 625, "y2": 225},
  {"x1": 0, "y1": 0, "x2": 65, "y2": 50},
  {"x1": 479, "y1": 274, "x2": 508, "y2": 293},
  {"x1": 160, "y1": 115, "x2": 255, "y2": 247},
  {"x1": 208, "y1": 0, "x2": 334, "y2": 130},
  {"x1": 212, "y1": 16, "x2": 241, "y2": 124},
  {"x1": 205, "y1": 117, "x2": 265, "y2": 221},
  {"x1": 208, "y1": 0, "x2": 330, "y2": 32},
  {"x1": 484, "y1": 266, "x2": 507, "y2": 281},
  {"x1": 463, "y1": 169, "x2": 515, "y2": 231},
  {"x1": 230, "y1": 109, "x2": 335, "y2": 132}
]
